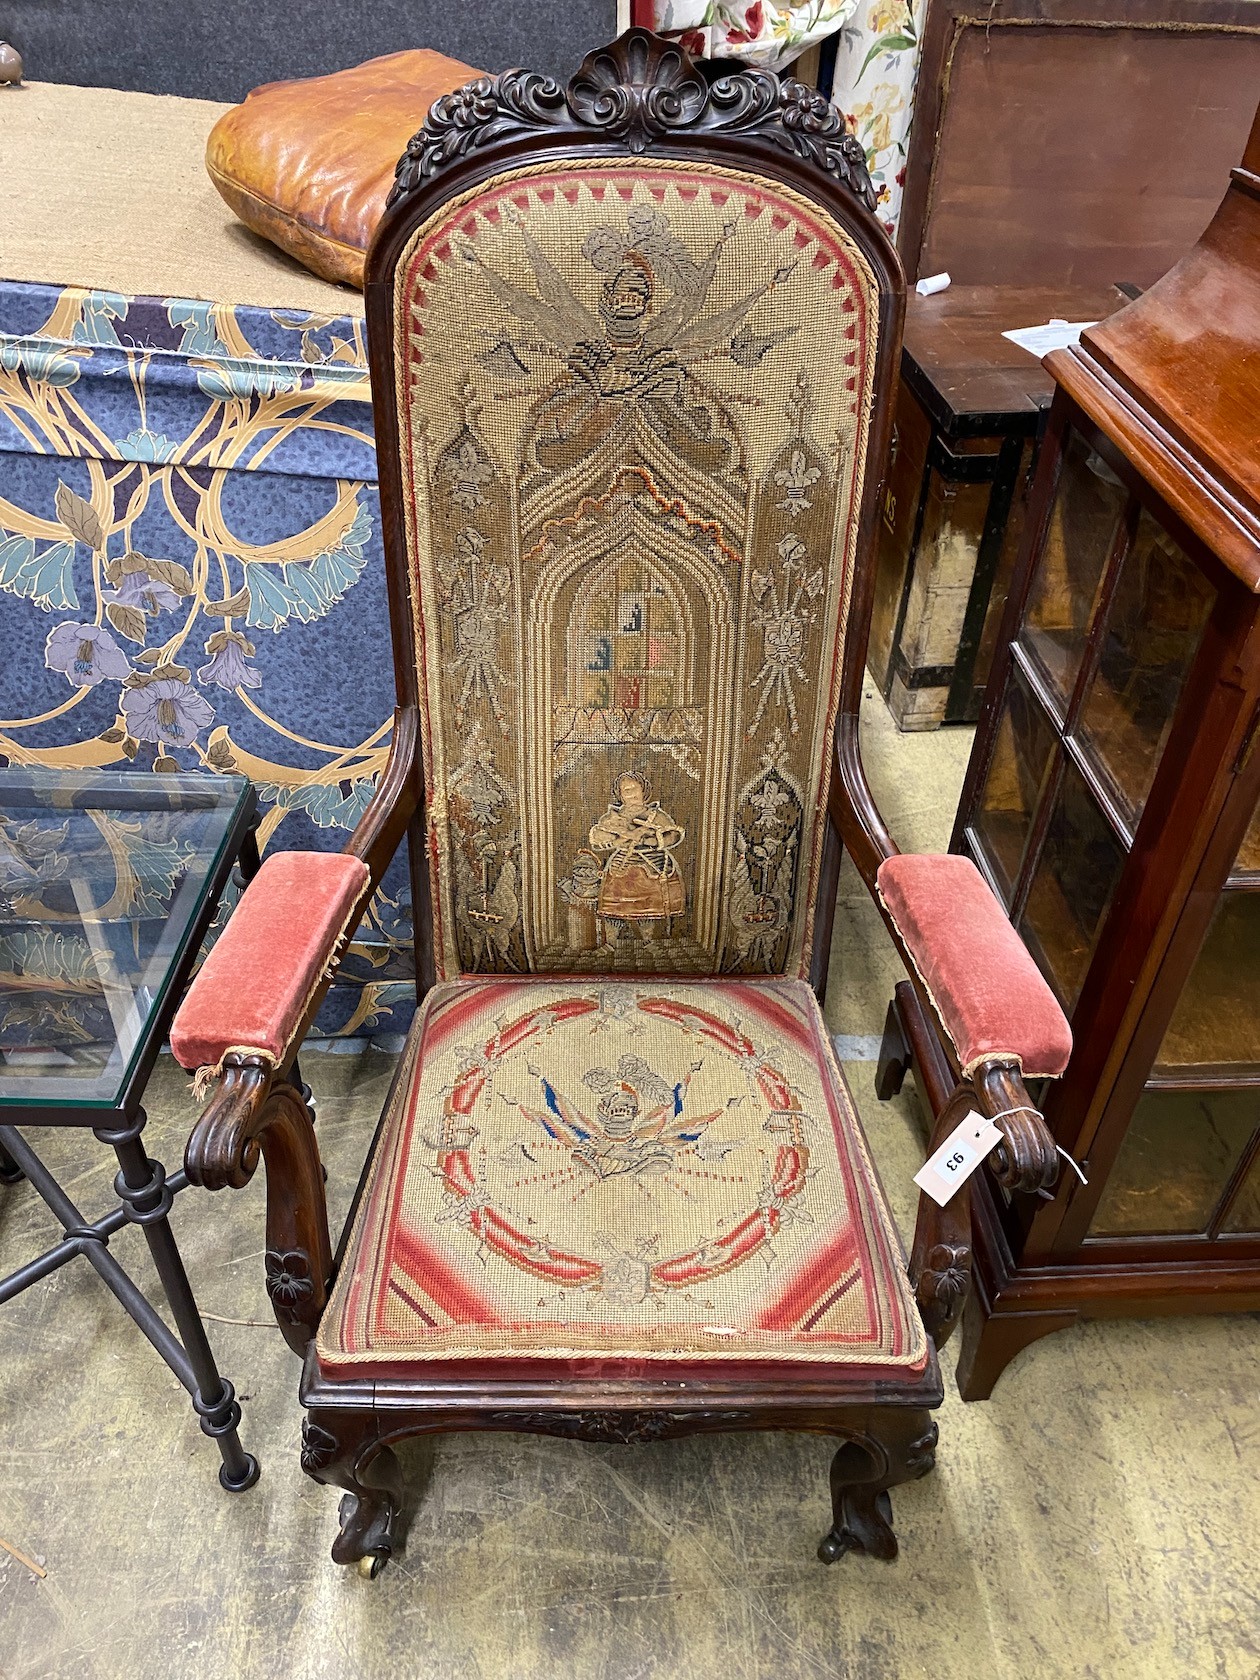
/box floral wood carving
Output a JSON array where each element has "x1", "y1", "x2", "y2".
[
  {"x1": 388, "y1": 29, "x2": 875, "y2": 211},
  {"x1": 300, "y1": 1418, "x2": 339, "y2": 1474},
  {"x1": 916, "y1": 1242, "x2": 972, "y2": 1343},
  {"x1": 490, "y1": 1408, "x2": 751, "y2": 1443},
  {"x1": 265, "y1": 1247, "x2": 315, "y2": 1311}
]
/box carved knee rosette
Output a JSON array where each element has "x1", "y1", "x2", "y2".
[{"x1": 301, "y1": 1412, "x2": 404, "y2": 1573}]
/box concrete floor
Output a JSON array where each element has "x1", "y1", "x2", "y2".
[{"x1": 2, "y1": 688, "x2": 1258, "y2": 1680}]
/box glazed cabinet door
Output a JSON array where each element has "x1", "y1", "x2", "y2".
[{"x1": 954, "y1": 405, "x2": 1260, "y2": 1255}]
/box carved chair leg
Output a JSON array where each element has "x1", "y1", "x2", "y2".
[
  {"x1": 874, "y1": 996, "x2": 911, "y2": 1101},
  {"x1": 818, "y1": 1409, "x2": 938, "y2": 1565},
  {"x1": 301, "y1": 1412, "x2": 404, "y2": 1578}
]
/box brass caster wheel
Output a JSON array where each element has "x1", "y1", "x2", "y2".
[{"x1": 358, "y1": 1552, "x2": 388, "y2": 1580}]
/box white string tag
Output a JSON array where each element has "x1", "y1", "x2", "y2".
[
  {"x1": 914, "y1": 1110, "x2": 1004, "y2": 1208},
  {"x1": 1057, "y1": 1145, "x2": 1089, "y2": 1185}
]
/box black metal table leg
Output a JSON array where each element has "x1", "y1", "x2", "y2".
[
  {"x1": 0, "y1": 1136, "x2": 22, "y2": 1184},
  {"x1": 234, "y1": 824, "x2": 262, "y2": 892},
  {"x1": 94, "y1": 1113, "x2": 260, "y2": 1492}
]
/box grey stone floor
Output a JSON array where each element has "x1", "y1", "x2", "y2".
[{"x1": 1, "y1": 689, "x2": 1258, "y2": 1679}]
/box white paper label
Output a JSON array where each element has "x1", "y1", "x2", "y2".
[
  {"x1": 914, "y1": 1111, "x2": 1005, "y2": 1207},
  {"x1": 1001, "y1": 319, "x2": 1096, "y2": 358},
  {"x1": 915, "y1": 271, "x2": 952, "y2": 297}
]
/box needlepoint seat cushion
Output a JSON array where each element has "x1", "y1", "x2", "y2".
[{"x1": 316, "y1": 976, "x2": 929, "y2": 1382}]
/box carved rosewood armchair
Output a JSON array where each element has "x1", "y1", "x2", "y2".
[{"x1": 171, "y1": 31, "x2": 1069, "y2": 1577}]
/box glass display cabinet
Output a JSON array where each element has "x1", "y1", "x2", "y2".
[{"x1": 886, "y1": 102, "x2": 1260, "y2": 1397}]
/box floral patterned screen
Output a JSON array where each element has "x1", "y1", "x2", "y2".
[
  {"x1": 0, "y1": 282, "x2": 414, "y2": 1041},
  {"x1": 829, "y1": 0, "x2": 924, "y2": 234}
]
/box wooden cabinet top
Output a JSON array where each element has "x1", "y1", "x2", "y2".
[
  {"x1": 1052, "y1": 104, "x2": 1260, "y2": 590},
  {"x1": 903, "y1": 284, "x2": 1129, "y2": 434}
]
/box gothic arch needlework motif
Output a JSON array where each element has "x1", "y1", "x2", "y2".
[{"x1": 397, "y1": 158, "x2": 879, "y2": 980}]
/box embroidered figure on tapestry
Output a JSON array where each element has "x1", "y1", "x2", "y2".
[{"x1": 521, "y1": 1049, "x2": 717, "y2": 1181}]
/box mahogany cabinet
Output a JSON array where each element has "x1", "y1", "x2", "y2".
[{"x1": 895, "y1": 102, "x2": 1260, "y2": 1397}]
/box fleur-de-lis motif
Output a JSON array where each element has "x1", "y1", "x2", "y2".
[
  {"x1": 773, "y1": 447, "x2": 822, "y2": 518},
  {"x1": 445, "y1": 437, "x2": 495, "y2": 511},
  {"x1": 438, "y1": 526, "x2": 512, "y2": 730}
]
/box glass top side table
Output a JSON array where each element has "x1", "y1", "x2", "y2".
[{"x1": 0, "y1": 766, "x2": 261, "y2": 1490}]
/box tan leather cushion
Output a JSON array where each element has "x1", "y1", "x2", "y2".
[{"x1": 205, "y1": 49, "x2": 479, "y2": 289}]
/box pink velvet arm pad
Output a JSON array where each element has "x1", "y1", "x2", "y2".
[
  {"x1": 170, "y1": 850, "x2": 370, "y2": 1074},
  {"x1": 876, "y1": 853, "x2": 1072, "y2": 1079}
]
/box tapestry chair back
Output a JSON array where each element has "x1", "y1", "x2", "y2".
[{"x1": 390, "y1": 152, "x2": 884, "y2": 983}]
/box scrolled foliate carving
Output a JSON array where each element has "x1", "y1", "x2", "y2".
[
  {"x1": 491, "y1": 1408, "x2": 750, "y2": 1443},
  {"x1": 388, "y1": 29, "x2": 876, "y2": 211},
  {"x1": 390, "y1": 71, "x2": 567, "y2": 201},
  {"x1": 771, "y1": 81, "x2": 877, "y2": 210}
]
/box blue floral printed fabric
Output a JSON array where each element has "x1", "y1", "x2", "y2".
[{"x1": 0, "y1": 280, "x2": 415, "y2": 1040}]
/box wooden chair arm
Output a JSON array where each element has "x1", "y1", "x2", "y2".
[
  {"x1": 829, "y1": 710, "x2": 897, "y2": 886},
  {"x1": 171, "y1": 705, "x2": 421, "y2": 1081},
  {"x1": 184, "y1": 1056, "x2": 333, "y2": 1355},
  {"x1": 830, "y1": 717, "x2": 1064, "y2": 1345},
  {"x1": 344, "y1": 703, "x2": 421, "y2": 880},
  {"x1": 832, "y1": 716, "x2": 1069, "y2": 1082},
  {"x1": 972, "y1": 1060, "x2": 1060, "y2": 1197},
  {"x1": 178, "y1": 707, "x2": 423, "y2": 1353}
]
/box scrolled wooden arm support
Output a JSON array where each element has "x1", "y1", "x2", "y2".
[
  {"x1": 909, "y1": 1061, "x2": 1059, "y2": 1349},
  {"x1": 908, "y1": 1086, "x2": 976, "y2": 1349},
  {"x1": 185, "y1": 1054, "x2": 334, "y2": 1357},
  {"x1": 973, "y1": 1060, "x2": 1060, "y2": 1197}
]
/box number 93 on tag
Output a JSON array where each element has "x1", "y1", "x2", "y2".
[{"x1": 913, "y1": 1111, "x2": 1004, "y2": 1208}]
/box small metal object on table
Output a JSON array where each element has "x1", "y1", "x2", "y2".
[{"x1": 0, "y1": 766, "x2": 262, "y2": 1490}]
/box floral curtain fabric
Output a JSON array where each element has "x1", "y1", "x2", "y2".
[
  {"x1": 646, "y1": 0, "x2": 925, "y2": 234},
  {"x1": 829, "y1": 0, "x2": 925, "y2": 234},
  {"x1": 648, "y1": 2, "x2": 854, "y2": 71}
]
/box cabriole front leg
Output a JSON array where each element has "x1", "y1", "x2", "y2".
[
  {"x1": 818, "y1": 1409, "x2": 938, "y2": 1564},
  {"x1": 300, "y1": 1411, "x2": 404, "y2": 1578}
]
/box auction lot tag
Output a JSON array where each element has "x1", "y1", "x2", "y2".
[{"x1": 914, "y1": 1111, "x2": 1005, "y2": 1207}]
